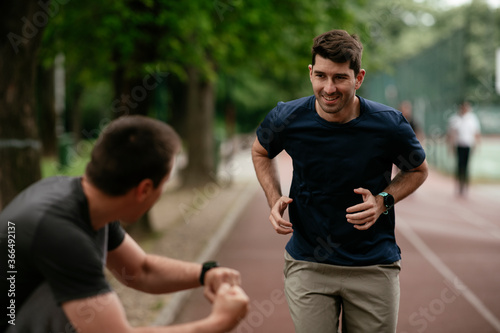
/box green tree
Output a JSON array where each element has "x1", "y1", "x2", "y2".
[
  {"x1": 462, "y1": 0, "x2": 499, "y2": 104},
  {"x1": 39, "y1": 0, "x2": 367, "y2": 186}
]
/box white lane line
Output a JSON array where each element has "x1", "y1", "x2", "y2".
[
  {"x1": 152, "y1": 184, "x2": 259, "y2": 326},
  {"x1": 451, "y1": 205, "x2": 500, "y2": 241},
  {"x1": 398, "y1": 218, "x2": 500, "y2": 332}
]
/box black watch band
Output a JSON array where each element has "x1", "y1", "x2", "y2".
[
  {"x1": 199, "y1": 261, "x2": 219, "y2": 285},
  {"x1": 378, "y1": 192, "x2": 394, "y2": 215}
]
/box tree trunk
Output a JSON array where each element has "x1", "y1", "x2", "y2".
[
  {"x1": 182, "y1": 67, "x2": 216, "y2": 187},
  {"x1": 109, "y1": 0, "x2": 162, "y2": 231},
  {"x1": 0, "y1": 0, "x2": 45, "y2": 210},
  {"x1": 69, "y1": 84, "x2": 83, "y2": 141},
  {"x1": 167, "y1": 74, "x2": 188, "y2": 138},
  {"x1": 37, "y1": 62, "x2": 57, "y2": 157}
]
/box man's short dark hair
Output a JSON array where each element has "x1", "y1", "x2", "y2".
[
  {"x1": 311, "y1": 29, "x2": 363, "y2": 75},
  {"x1": 85, "y1": 115, "x2": 181, "y2": 196}
]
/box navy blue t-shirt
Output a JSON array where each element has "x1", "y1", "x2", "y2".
[{"x1": 256, "y1": 95, "x2": 426, "y2": 266}]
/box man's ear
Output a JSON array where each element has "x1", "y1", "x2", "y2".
[
  {"x1": 355, "y1": 69, "x2": 366, "y2": 90},
  {"x1": 134, "y1": 179, "x2": 154, "y2": 202}
]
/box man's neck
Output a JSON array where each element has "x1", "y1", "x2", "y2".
[
  {"x1": 316, "y1": 96, "x2": 360, "y2": 124},
  {"x1": 81, "y1": 177, "x2": 122, "y2": 231}
]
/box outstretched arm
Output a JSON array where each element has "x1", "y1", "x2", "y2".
[
  {"x1": 251, "y1": 138, "x2": 293, "y2": 235},
  {"x1": 62, "y1": 235, "x2": 249, "y2": 332},
  {"x1": 62, "y1": 283, "x2": 249, "y2": 333},
  {"x1": 107, "y1": 234, "x2": 241, "y2": 301}
]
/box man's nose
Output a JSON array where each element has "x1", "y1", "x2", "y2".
[{"x1": 324, "y1": 79, "x2": 336, "y2": 94}]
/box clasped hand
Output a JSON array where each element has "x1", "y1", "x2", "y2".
[
  {"x1": 269, "y1": 188, "x2": 384, "y2": 234},
  {"x1": 345, "y1": 188, "x2": 384, "y2": 230},
  {"x1": 204, "y1": 267, "x2": 249, "y2": 330}
]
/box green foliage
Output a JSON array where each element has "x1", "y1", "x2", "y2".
[
  {"x1": 39, "y1": 0, "x2": 368, "y2": 135},
  {"x1": 41, "y1": 139, "x2": 94, "y2": 178},
  {"x1": 352, "y1": 0, "x2": 445, "y2": 72},
  {"x1": 356, "y1": 0, "x2": 500, "y2": 107},
  {"x1": 462, "y1": 0, "x2": 500, "y2": 104},
  {"x1": 79, "y1": 81, "x2": 113, "y2": 137}
]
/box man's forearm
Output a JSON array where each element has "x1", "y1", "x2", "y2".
[
  {"x1": 385, "y1": 160, "x2": 428, "y2": 205},
  {"x1": 135, "y1": 256, "x2": 201, "y2": 294},
  {"x1": 251, "y1": 140, "x2": 282, "y2": 208},
  {"x1": 132, "y1": 313, "x2": 230, "y2": 333},
  {"x1": 254, "y1": 157, "x2": 282, "y2": 208}
]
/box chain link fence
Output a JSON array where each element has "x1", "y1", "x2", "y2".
[{"x1": 362, "y1": 27, "x2": 500, "y2": 180}]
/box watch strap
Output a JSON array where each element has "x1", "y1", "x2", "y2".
[
  {"x1": 199, "y1": 261, "x2": 219, "y2": 285},
  {"x1": 378, "y1": 192, "x2": 394, "y2": 215}
]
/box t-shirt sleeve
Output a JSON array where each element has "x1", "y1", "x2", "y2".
[
  {"x1": 256, "y1": 103, "x2": 287, "y2": 159},
  {"x1": 108, "y1": 221, "x2": 126, "y2": 251},
  {"x1": 33, "y1": 221, "x2": 112, "y2": 304},
  {"x1": 391, "y1": 113, "x2": 426, "y2": 171}
]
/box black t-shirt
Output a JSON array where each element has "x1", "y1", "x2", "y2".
[{"x1": 0, "y1": 176, "x2": 126, "y2": 330}]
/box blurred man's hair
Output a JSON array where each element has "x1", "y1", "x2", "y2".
[{"x1": 86, "y1": 115, "x2": 181, "y2": 196}]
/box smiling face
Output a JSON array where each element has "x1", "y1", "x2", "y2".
[{"x1": 309, "y1": 55, "x2": 365, "y2": 123}]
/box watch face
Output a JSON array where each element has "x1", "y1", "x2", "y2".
[
  {"x1": 385, "y1": 194, "x2": 395, "y2": 207},
  {"x1": 204, "y1": 261, "x2": 219, "y2": 269}
]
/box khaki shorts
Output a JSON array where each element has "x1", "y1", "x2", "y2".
[{"x1": 284, "y1": 250, "x2": 401, "y2": 333}]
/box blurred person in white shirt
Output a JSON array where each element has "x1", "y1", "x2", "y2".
[{"x1": 447, "y1": 101, "x2": 481, "y2": 196}]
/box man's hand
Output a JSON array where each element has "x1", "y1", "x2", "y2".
[
  {"x1": 204, "y1": 267, "x2": 242, "y2": 302},
  {"x1": 345, "y1": 188, "x2": 384, "y2": 231},
  {"x1": 209, "y1": 283, "x2": 249, "y2": 331},
  {"x1": 270, "y1": 196, "x2": 293, "y2": 235}
]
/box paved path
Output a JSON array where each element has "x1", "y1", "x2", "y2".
[{"x1": 173, "y1": 151, "x2": 500, "y2": 332}]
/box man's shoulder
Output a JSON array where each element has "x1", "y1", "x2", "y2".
[
  {"x1": 274, "y1": 96, "x2": 314, "y2": 115},
  {"x1": 265, "y1": 96, "x2": 315, "y2": 127},
  {"x1": 278, "y1": 95, "x2": 315, "y2": 108},
  {"x1": 1, "y1": 176, "x2": 87, "y2": 235},
  {"x1": 8, "y1": 176, "x2": 79, "y2": 204},
  {"x1": 360, "y1": 96, "x2": 398, "y2": 114},
  {"x1": 359, "y1": 96, "x2": 404, "y2": 127}
]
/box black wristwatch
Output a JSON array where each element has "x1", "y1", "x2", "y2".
[
  {"x1": 378, "y1": 192, "x2": 394, "y2": 215},
  {"x1": 199, "y1": 261, "x2": 219, "y2": 285}
]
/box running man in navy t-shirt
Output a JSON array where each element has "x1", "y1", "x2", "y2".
[{"x1": 252, "y1": 29, "x2": 428, "y2": 333}]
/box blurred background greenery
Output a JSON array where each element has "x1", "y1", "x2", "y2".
[{"x1": 1, "y1": 0, "x2": 500, "y2": 212}]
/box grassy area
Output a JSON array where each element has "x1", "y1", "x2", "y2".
[
  {"x1": 41, "y1": 140, "x2": 94, "y2": 178},
  {"x1": 427, "y1": 136, "x2": 500, "y2": 183},
  {"x1": 470, "y1": 137, "x2": 500, "y2": 182}
]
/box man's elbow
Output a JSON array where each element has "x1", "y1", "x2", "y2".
[{"x1": 416, "y1": 160, "x2": 429, "y2": 184}]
